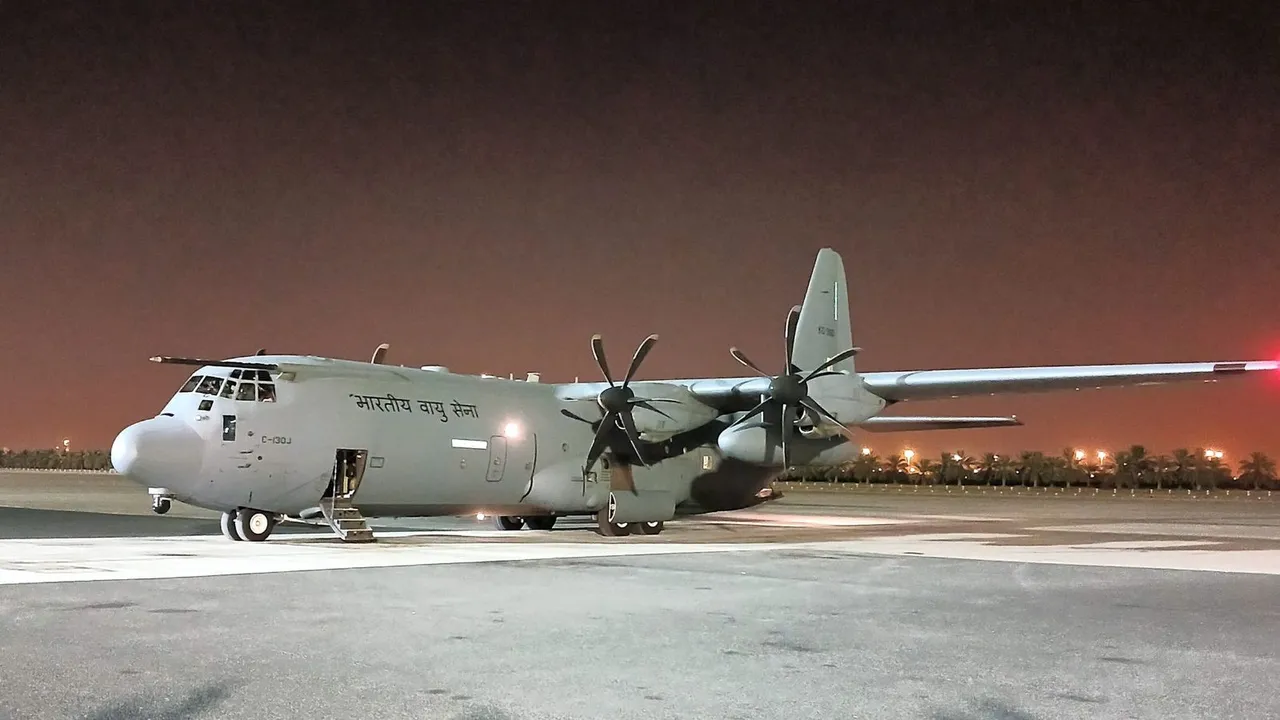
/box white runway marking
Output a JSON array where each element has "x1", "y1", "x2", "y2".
[
  {"x1": 2, "y1": 526, "x2": 1278, "y2": 586},
  {"x1": 809, "y1": 533, "x2": 1280, "y2": 575},
  {"x1": 0, "y1": 532, "x2": 781, "y2": 586}
]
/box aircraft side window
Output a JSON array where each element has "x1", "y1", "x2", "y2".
[
  {"x1": 230, "y1": 369, "x2": 242, "y2": 379},
  {"x1": 219, "y1": 381, "x2": 237, "y2": 399},
  {"x1": 236, "y1": 382, "x2": 257, "y2": 401},
  {"x1": 258, "y1": 384, "x2": 276, "y2": 402},
  {"x1": 179, "y1": 376, "x2": 202, "y2": 393},
  {"x1": 196, "y1": 376, "x2": 223, "y2": 395},
  {"x1": 256, "y1": 370, "x2": 272, "y2": 382}
]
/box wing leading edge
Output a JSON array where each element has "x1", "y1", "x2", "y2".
[{"x1": 859, "y1": 360, "x2": 1279, "y2": 403}]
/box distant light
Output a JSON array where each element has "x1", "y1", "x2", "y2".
[
  {"x1": 861, "y1": 447, "x2": 872, "y2": 455},
  {"x1": 903, "y1": 449, "x2": 915, "y2": 460},
  {"x1": 1096, "y1": 450, "x2": 1107, "y2": 461},
  {"x1": 951, "y1": 453, "x2": 962, "y2": 462},
  {"x1": 1074, "y1": 449, "x2": 1086, "y2": 461},
  {"x1": 476, "y1": 513, "x2": 486, "y2": 520},
  {"x1": 503, "y1": 421, "x2": 522, "y2": 439}
]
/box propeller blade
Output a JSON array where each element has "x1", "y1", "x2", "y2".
[
  {"x1": 560, "y1": 408, "x2": 597, "y2": 425},
  {"x1": 802, "y1": 346, "x2": 861, "y2": 382},
  {"x1": 634, "y1": 397, "x2": 682, "y2": 404},
  {"x1": 629, "y1": 399, "x2": 674, "y2": 420},
  {"x1": 621, "y1": 334, "x2": 658, "y2": 387},
  {"x1": 726, "y1": 399, "x2": 772, "y2": 431},
  {"x1": 617, "y1": 411, "x2": 648, "y2": 466},
  {"x1": 591, "y1": 334, "x2": 615, "y2": 387},
  {"x1": 801, "y1": 370, "x2": 843, "y2": 382},
  {"x1": 729, "y1": 347, "x2": 768, "y2": 377},
  {"x1": 784, "y1": 305, "x2": 801, "y2": 372},
  {"x1": 781, "y1": 402, "x2": 794, "y2": 468},
  {"x1": 799, "y1": 397, "x2": 856, "y2": 441},
  {"x1": 583, "y1": 412, "x2": 615, "y2": 474}
]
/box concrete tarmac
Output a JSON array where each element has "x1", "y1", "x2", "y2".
[{"x1": 1, "y1": 471, "x2": 1278, "y2": 719}]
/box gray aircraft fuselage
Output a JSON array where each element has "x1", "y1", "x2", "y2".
[{"x1": 114, "y1": 358, "x2": 766, "y2": 522}]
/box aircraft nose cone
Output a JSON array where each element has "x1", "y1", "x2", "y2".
[{"x1": 111, "y1": 417, "x2": 202, "y2": 488}]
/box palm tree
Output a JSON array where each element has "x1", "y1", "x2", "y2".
[
  {"x1": 994, "y1": 454, "x2": 1017, "y2": 486},
  {"x1": 1171, "y1": 448, "x2": 1197, "y2": 489},
  {"x1": 977, "y1": 453, "x2": 999, "y2": 484},
  {"x1": 1149, "y1": 454, "x2": 1175, "y2": 490},
  {"x1": 1018, "y1": 451, "x2": 1048, "y2": 487},
  {"x1": 916, "y1": 458, "x2": 940, "y2": 485},
  {"x1": 881, "y1": 454, "x2": 909, "y2": 483},
  {"x1": 1112, "y1": 445, "x2": 1149, "y2": 488},
  {"x1": 851, "y1": 452, "x2": 880, "y2": 483},
  {"x1": 1238, "y1": 452, "x2": 1277, "y2": 490}
]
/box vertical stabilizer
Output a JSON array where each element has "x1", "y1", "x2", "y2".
[{"x1": 791, "y1": 248, "x2": 854, "y2": 374}]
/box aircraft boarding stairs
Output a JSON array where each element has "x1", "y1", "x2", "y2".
[{"x1": 319, "y1": 449, "x2": 376, "y2": 543}]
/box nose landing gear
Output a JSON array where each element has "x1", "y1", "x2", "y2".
[{"x1": 148, "y1": 488, "x2": 174, "y2": 515}]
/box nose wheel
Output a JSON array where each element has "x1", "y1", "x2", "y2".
[{"x1": 148, "y1": 488, "x2": 174, "y2": 515}]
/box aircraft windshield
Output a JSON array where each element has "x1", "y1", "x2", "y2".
[{"x1": 178, "y1": 370, "x2": 276, "y2": 402}]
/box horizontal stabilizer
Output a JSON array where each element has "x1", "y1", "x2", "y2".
[{"x1": 856, "y1": 415, "x2": 1023, "y2": 432}]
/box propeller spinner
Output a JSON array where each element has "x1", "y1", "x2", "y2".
[
  {"x1": 726, "y1": 305, "x2": 860, "y2": 467},
  {"x1": 561, "y1": 334, "x2": 679, "y2": 475}
]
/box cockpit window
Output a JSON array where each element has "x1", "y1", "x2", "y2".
[
  {"x1": 230, "y1": 369, "x2": 242, "y2": 379},
  {"x1": 195, "y1": 376, "x2": 224, "y2": 396},
  {"x1": 219, "y1": 380, "x2": 237, "y2": 399},
  {"x1": 179, "y1": 376, "x2": 202, "y2": 393},
  {"x1": 236, "y1": 382, "x2": 257, "y2": 401},
  {"x1": 259, "y1": 383, "x2": 276, "y2": 402}
]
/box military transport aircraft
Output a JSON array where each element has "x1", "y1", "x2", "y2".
[{"x1": 110, "y1": 248, "x2": 1278, "y2": 543}]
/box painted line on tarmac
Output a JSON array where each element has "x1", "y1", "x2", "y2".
[
  {"x1": 805, "y1": 533, "x2": 1280, "y2": 575},
  {"x1": 0, "y1": 532, "x2": 791, "y2": 586}
]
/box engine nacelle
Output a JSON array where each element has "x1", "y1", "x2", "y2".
[
  {"x1": 717, "y1": 423, "x2": 860, "y2": 467},
  {"x1": 608, "y1": 490, "x2": 677, "y2": 524}
]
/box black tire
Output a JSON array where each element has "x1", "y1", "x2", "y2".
[
  {"x1": 220, "y1": 510, "x2": 243, "y2": 541},
  {"x1": 235, "y1": 508, "x2": 276, "y2": 542},
  {"x1": 596, "y1": 513, "x2": 632, "y2": 537},
  {"x1": 638, "y1": 520, "x2": 663, "y2": 535},
  {"x1": 523, "y1": 516, "x2": 556, "y2": 531},
  {"x1": 153, "y1": 498, "x2": 171, "y2": 515},
  {"x1": 494, "y1": 515, "x2": 524, "y2": 531}
]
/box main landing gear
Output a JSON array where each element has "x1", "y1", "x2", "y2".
[
  {"x1": 493, "y1": 515, "x2": 558, "y2": 531},
  {"x1": 596, "y1": 514, "x2": 664, "y2": 537},
  {"x1": 220, "y1": 507, "x2": 279, "y2": 542}
]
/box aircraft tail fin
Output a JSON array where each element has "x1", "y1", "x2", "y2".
[{"x1": 791, "y1": 248, "x2": 855, "y2": 375}]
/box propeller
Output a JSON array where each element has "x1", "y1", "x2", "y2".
[
  {"x1": 560, "y1": 334, "x2": 680, "y2": 475},
  {"x1": 726, "y1": 305, "x2": 861, "y2": 467}
]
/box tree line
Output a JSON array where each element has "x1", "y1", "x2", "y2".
[
  {"x1": 780, "y1": 446, "x2": 1280, "y2": 491},
  {"x1": 0, "y1": 449, "x2": 112, "y2": 471}
]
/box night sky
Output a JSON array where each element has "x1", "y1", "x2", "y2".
[{"x1": 2, "y1": 2, "x2": 1278, "y2": 459}]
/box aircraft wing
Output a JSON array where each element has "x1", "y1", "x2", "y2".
[
  {"x1": 859, "y1": 360, "x2": 1279, "y2": 402},
  {"x1": 857, "y1": 415, "x2": 1023, "y2": 432}
]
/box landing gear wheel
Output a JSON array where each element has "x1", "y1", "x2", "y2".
[
  {"x1": 524, "y1": 516, "x2": 556, "y2": 531},
  {"x1": 596, "y1": 513, "x2": 632, "y2": 537},
  {"x1": 220, "y1": 510, "x2": 243, "y2": 541},
  {"x1": 638, "y1": 520, "x2": 664, "y2": 535},
  {"x1": 495, "y1": 515, "x2": 524, "y2": 531},
  {"x1": 152, "y1": 497, "x2": 172, "y2": 515},
  {"x1": 234, "y1": 508, "x2": 276, "y2": 542}
]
